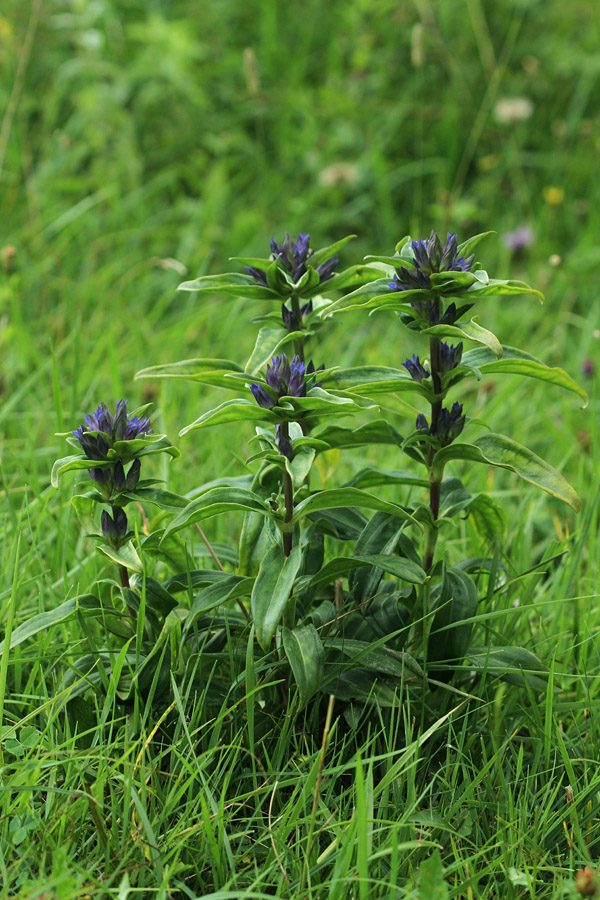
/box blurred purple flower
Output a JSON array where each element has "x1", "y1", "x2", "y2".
[{"x1": 501, "y1": 226, "x2": 534, "y2": 253}]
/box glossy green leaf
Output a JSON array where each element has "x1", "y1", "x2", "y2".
[
  {"x1": 428, "y1": 567, "x2": 478, "y2": 675},
  {"x1": 343, "y1": 468, "x2": 428, "y2": 490},
  {"x1": 163, "y1": 487, "x2": 270, "y2": 538},
  {"x1": 181, "y1": 575, "x2": 254, "y2": 640},
  {"x1": 245, "y1": 326, "x2": 304, "y2": 375},
  {"x1": 469, "y1": 493, "x2": 507, "y2": 542},
  {"x1": 299, "y1": 553, "x2": 425, "y2": 590},
  {"x1": 468, "y1": 646, "x2": 548, "y2": 691},
  {"x1": 135, "y1": 358, "x2": 245, "y2": 390},
  {"x1": 313, "y1": 419, "x2": 403, "y2": 450},
  {"x1": 466, "y1": 278, "x2": 544, "y2": 302},
  {"x1": 456, "y1": 231, "x2": 495, "y2": 257},
  {"x1": 423, "y1": 317, "x2": 502, "y2": 357},
  {"x1": 322, "y1": 365, "x2": 431, "y2": 398},
  {"x1": 96, "y1": 541, "x2": 142, "y2": 572},
  {"x1": 178, "y1": 272, "x2": 278, "y2": 299},
  {"x1": 433, "y1": 433, "x2": 581, "y2": 511},
  {"x1": 180, "y1": 399, "x2": 278, "y2": 435},
  {"x1": 0, "y1": 595, "x2": 121, "y2": 654},
  {"x1": 460, "y1": 347, "x2": 587, "y2": 406},
  {"x1": 317, "y1": 264, "x2": 383, "y2": 294},
  {"x1": 252, "y1": 541, "x2": 302, "y2": 650},
  {"x1": 291, "y1": 488, "x2": 419, "y2": 526},
  {"x1": 325, "y1": 638, "x2": 423, "y2": 679},
  {"x1": 282, "y1": 624, "x2": 324, "y2": 709},
  {"x1": 310, "y1": 234, "x2": 356, "y2": 267}
]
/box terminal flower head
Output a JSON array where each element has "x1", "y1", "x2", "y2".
[
  {"x1": 389, "y1": 231, "x2": 474, "y2": 293},
  {"x1": 73, "y1": 401, "x2": 152, "y2": 460},
  {"x1": 250, "y1": 354, "x2": 322, "y2": 410},
  {"x1": 245, "y1": 232, "x2": 338, "y2": 286}
]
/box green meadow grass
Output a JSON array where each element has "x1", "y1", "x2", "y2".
[{"x1": 1, "y1": 0, "x2": 599, "y2": 896}]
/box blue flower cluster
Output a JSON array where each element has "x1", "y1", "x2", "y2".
[
  {"x1": 389, "y1": 231, "x2": 474, "y2": 293},
  {"x1": 245, "y1": 232, "x2": 338, "y2": 287}
]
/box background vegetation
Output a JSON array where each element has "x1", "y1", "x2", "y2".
[{"x1": 1, "y1": 0, "x2": 599, "y2": 897}]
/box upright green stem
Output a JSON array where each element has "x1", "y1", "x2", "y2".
[
  {"x1": 290, "y1": 293, "x2": 305, "y2": 362},
  {"x1": 423, "y1": 334, "x2": 443, "y2": 573},
  {"x1": 111, "y1": 504, "x2": 134, "y2": 616},
  {"x1": 280, "y1": 421, "x2": 296, "y2": 630}
]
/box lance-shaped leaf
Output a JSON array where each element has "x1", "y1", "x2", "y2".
[
  {"x1": 51, "y1": 455, "x2": 112, "y2": 489},
  {"x1": 456, "y1": 231, "x2": 494, "y2": 257},
  {"x1": 423, "y1": 317, "x2": 502, "y2": 358},
  {"x1": 466, "y1": 278, "x2": 544, "y2": 302},
  {"x1": 324, "y1": 638, "x2": 423, "y2": 679},
  {"x1": 163, "y1": 487, "x2": 271, "y2": 538},
  {"x1": 178, "y1": 272, "x2": 279, "y2": 300},
  {"x1": 313, "y1": 419, "x2": 403, "y2": 450},
  {"x1": 316, "y1": 265, "x2": 384, "y2": 295},
  {"x1": 245, "y1": 326, "x2": 305, "y2": 375},
  {"x1": 296, "y1": 553, "x2": 426, "y2": 590},
  {"x1": 322, "y1": 365, "x2": 432, "y2": 399},
  {"x1": 324, "y1": 280, "x2": 423, "y2": 315},
  {"x1": 252, "y1": 541, "x2": 302, "y2": 650},
  {"x1": 291, "y1": 488, "x2": 419, "y2": 526},
  {"x1": 0, "y1": 595, "x2": 121, "y2": 654},
  {"x1": 343, "y1": 468, "x2": 429, "y2": 490},
  {"x1": 180, "y1": 399, "x2": 279, "y2": 435},
  {"x1": 433, "y1": 433, "x2": 580, "y2": 511},
  {"x1": 282, "y1": 624, "x2": 324, "y2": 709},
  {"x1": 181, "y1": 575, "x2": 254, "y2": 641},
  {"x1": 310, "y1": 234, "x2": 356, "y2": 268},
  {"x1": 456, "y1": 345, "x2": 588, "y2": 406},
  {"x1": 467, "y1": 646, "x2": 548, "y2": 691},
  {"x1": 135, "y1": 358, "x2": 245, "y2": 390}
]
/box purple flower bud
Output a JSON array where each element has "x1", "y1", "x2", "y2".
[
  {"x1": 125, "y1": 459, "x2": 141, "y2": 490},
  {"x1": 436, "y1": 341, "x2": 463, "y2": 374},
  {"x1": 403, "y1": 355, "x2": 429, "y2": 383},
  {"x1": 245, "y1": 232, "x2": 337, "y2": 286},
  {"x1": 416, "y1": 414, "x2": 429, "y2": 432},
  {"x1": 276, "y1": 424, "x2": 293, "y2": 459},
  {"x1": 73, "y1": 401, "x2": 152, "y2": 460},
  {"x1": 389, "y1": 230, "x2": 475, "y2": 293},
  {"x1": 101, "y1": 508, "x2": 127, "y2": 545},
  {"x1": 250, "y1": 383, "x2": 275, "y2": 409},
  {"x1": 113, "y1": 461, "x2": 126, "y2": 490}
]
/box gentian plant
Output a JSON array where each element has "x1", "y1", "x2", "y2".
[{"x1": 11, "y1": 228, "x2": 585, "y2": 722}]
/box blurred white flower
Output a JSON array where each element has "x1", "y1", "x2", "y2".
[{"x1": 494, "y1": 97, "x2": 533, "y2": 123}]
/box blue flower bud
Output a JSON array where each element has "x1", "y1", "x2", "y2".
[
  {"x1": 125, "y1": 459, "x2": 141, "y2": 490},
  {"x1": 403, "y1": 355, "x2": 429, "y2": 383},
  {"x1": 388, "y1": 230, "x2": 475, "y2": 294},
  {"x1": 276, "y1": 425, "x2": 293, "y2": 459},
  {"x1": 436, "y1": 341, "x2": 463, "y2": 374},
  {"x1": 113, "y1": 460, "x2": 126, "y2": 490},
  {"x1": 245, "y1": 232, "x2": 338, "y2": 287},
  {"x1": 73, "y1": 401, "x2": 152, "y2": 460}
]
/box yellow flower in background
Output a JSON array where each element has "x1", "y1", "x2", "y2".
[{"x1": 543, "y1": 186, "x2": 565, "y2": 205}]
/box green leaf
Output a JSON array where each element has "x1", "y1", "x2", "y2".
[
  {"x1": 282, "y1": 624, "x2": 324, "y2": 709},
  {"x1": 456, "y1": 231, "x2": 495, "y2": 258},
  {"x1": 417, "y1": 850, "x2": 448, "y2": 900},
  {"x1": 423, "y1": 317, "x2": 502, "y2": 357},
  {"x1": 181, "y1": 575, "x2": 254, "y2": 640},
  {"x1": 316, "y1": 264, "x2": 383, "y2": 295},
  {"x1": 325, "y1": 638, "x2": 423, "y2": 679},
  {"x1": 299, "y1": 553, "x2": 425, "y2": 590},
  {"x1": 322, "y1": 366, "x2": 431, "y2": 398},
  {"x1": 313, "y1": 419, "x2": 403, "y2": 450},
  {"x1": 460, "y1": 347, "x2": 588, "y2": 406},
  {"x1": 469, "y1": 493, "x2": 507, "y2": 543},
  {"x1": 163, "y1": 487, "x2": 270, "y2": 538},
  {"x1": 96, "y1": 541, "x2": 142, "y2": 572},
  {"x1": 252, "y1": 541, "x2": 302, "y2": 650},
  {"x1": 291, "y1": 488, "x2": 419, "y2": 526},
  {"x1": 433, "y1": 433, "x2": 581, "y2": 511},
  {"x1": 0, "y1": 595, "x2": 122, "y2": 654},
  {"x1": 245, "y1": 326, "x2": 304, "y2": 375},
  {"x1": 135, "y1": 358, "x2": 245, "y2": 390},
  {"x1": 310, "y1": 234, "x2": 356, "y2": 267},
  {"x1": 287, "y1": 447, "x2": 315, "y2": 489},
  {"x1": 468, "y1": 646, "x2": 549, "y2": 691},
  {"x1": 466, "y1": 278, "x2": 544, "y2": 302},
  {"x1": 323, "y1": 277, "x2": 394, "y2": 314},
  {"x1": 51, "y1": 455, "x2": 109, "y2": 489},
  {"x1": 343, "y1": 468, "x2": 429, "y2": 490},
  {"x1": 428, "y1": 567, "x2": 478, "y2": 675},
  {"x1": 180, "y1": 399, "x2": 278, "y2": 435},
  {"x1": 178, "y1": 272, "x2": 278, "y2": 299}
]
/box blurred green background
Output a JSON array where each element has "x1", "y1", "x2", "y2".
[{"x1": 0, "y1": 0, "x2": 598, "y2": 500}]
